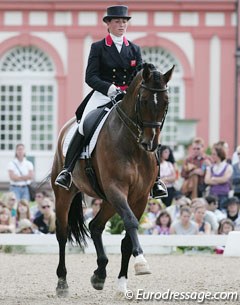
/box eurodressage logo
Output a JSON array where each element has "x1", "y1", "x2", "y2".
[{"x1": 125, "y1": 289, "x2": 239, "y2": 303}]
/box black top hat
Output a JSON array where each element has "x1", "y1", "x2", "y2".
[{"x1": 103, "y1": 5, "x2": 131, "y2": 23}]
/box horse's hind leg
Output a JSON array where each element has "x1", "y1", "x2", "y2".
[
  {"x1": 54, "y1": 189, "x2": 72, "y2": 297},
  {"x1": 89, "y1": 201, "x2": 115, "y2": 290}
]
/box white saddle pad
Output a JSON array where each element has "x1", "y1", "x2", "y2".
[{"x1": 63, "y1": 107, "x2": 112, "y2": 159}]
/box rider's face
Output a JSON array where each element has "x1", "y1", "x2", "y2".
[{"x1": 107, "y1": 18, "x2": 128, "y2": 37}]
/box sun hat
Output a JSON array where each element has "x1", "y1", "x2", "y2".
[
  {"x1": 17, "y1": 219, "x2": 33, "y2": 233},
  {"x1": 103, "y1": 5, "x2": 131, "y2": 23}
]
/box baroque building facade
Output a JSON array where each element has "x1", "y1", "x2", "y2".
[{"x1": 0, "y1": 0, "x2": 238, "y2": 182}]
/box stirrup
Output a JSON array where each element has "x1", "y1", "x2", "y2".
[
  {"x1": 152, "y1": 180, "x2": 168, "y2": 199},
  {"x1": 55, "y1": 170, "x2": 73, "y2": 191}
]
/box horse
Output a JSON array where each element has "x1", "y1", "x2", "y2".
[{"x1": 51, "y1": 63, "x2": 174, "y2": 296}]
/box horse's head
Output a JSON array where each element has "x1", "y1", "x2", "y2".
[{"x1": 136, "y1": 63, "x2": 174, "y2": 152}]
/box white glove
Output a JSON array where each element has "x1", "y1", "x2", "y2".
[{"x1": 107, "y1": 84, "x2": 119, "y2": 97}]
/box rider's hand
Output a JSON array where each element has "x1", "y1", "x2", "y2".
[{"x1": 107, "y1": 84, "x2": 119, "y2": 97}]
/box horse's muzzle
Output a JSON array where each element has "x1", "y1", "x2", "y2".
[{"x1": 141, "y1": 129, "x2": 159, "y2": 152}]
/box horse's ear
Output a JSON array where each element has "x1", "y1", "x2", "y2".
[
  {"x1": 142, "y1": 63, "x2": 151, "y2": 82},
  {"x1": 163, "y1": 65, "x2": 175, "y2": 83}
]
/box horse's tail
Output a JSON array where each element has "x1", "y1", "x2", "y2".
[{"x1": 68, "y1": 192, "x2": 89, "y2": 248}]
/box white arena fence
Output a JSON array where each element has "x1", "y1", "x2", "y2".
[{"x1": 1, "y1": 233, "x2": 239, "y2": 256}]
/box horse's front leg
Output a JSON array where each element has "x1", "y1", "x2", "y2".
[
  {"x1": 89, "y1": 202, "x2": 115, "y2": 290},
  {"x1": 55, "y1": 192, "x2": 72, "y2": 297},
  {"x1": 112, "y1": 195, "x2": 151, "y2": 276},
  {"x1": 117, "y1": 196, "x2": 151, "y2": 296}
]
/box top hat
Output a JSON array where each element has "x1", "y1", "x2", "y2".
[{"x1": 103, "y1": 5, "x2": 131, "y2": 23}]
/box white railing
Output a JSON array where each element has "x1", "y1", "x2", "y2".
[{"x1": 1, "y1": 233, "x2": 239, "y2": 256}]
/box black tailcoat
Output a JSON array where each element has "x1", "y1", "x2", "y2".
[{"x1": 76, "y1": 35, "x2": 142, "y2": 120}]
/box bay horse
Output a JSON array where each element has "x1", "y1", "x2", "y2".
[{"x1": 51, "y1": 63, "x2": 174, "y2": 296}]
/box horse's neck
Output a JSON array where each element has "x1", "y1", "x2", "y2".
[
  {"x1": 120, "y1": 95, "x2": 135, "y2": 119},
  {"x1": 120, "y1": 77, "x2": 140, "y2": 119}
]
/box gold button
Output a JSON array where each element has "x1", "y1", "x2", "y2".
[
  {"x1": 123, "y1": 75, "x2": 126, "y2": 78},
  {"x1": 124, "y1": 69, "x2": 127, "y2": 72},
  {"x1": 123, "y1": 81, "x2": 126, "y2": 85},
  {"x1": 113, "y1": 75, "x2": 116, "y2": 78},
  {"x1": 112, "y1": 81, "x2": 115, "y2": 84},
  {"x1": 113, "y1": 69, "x2": 116, "y2": 72}
]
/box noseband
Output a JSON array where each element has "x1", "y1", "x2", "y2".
[{"x1": 136, "y1": 82, "x2": 169, "y2": 130}]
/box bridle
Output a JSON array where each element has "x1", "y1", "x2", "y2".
[
  {"x1": 115, "y1": 80, "x2": 169, "y2": 143},
  {"x1": 136, "y1": 82, "x2": 169, "y2": 130}
]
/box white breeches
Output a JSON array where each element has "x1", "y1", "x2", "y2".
[{"x1": 78, "y1": 91, "x2": 111, "y2": 135}]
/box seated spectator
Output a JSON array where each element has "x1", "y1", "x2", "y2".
[
  {"x1": 192, "y1": 197, "x2": 218, "y2": 233},
  {"x1": 0, "y1": 200, "x2": 6, "y2": 213},
  {"x1": 205, "y1": 143, "x2": 233, "y2": 211},
  {"x1": 30, "y1": 191, "x2": 47, "y2": 220},
  {"x1": 192, "y1": 199, "x2": 211, "y2": 234},
  {"x1": 215, "y1": 218, "x2": 235, "y2": 254},
  {"x1": 153, "y1": 210, "x2": 172, "y2": 235},
  {"x1": 0, "y1": 207, "x2": 15, "y2": 233},
  {"x1": 1, "y1": 192, "x2": 17, "y2": 218},
  {"x1": 232, "y1": 145, "x2": 240, "y2": 200},
  {"x1": 16, "y1": 219, "x2": 34, "y2": 234},
  {"x1": 216, "y1": 140, "x2": 232, "y2": 164},
  {"x1": 33, "y1": 198, "x2": 56, "y2": 234},
  {"x1": 16, "y1": 199, "x2": 31, "y2": 228},
  {"x1": 141, "y1": 197, "x2": 163, "y2": 234},
  {"x1": 205, "y1": 195, "x2": 226, "y2": 223},
  {"x1": 166, "y1": 192, "x2": 190, "y2": 223},
  {"x1": 181, "y1": 137, "x2": 211, "y2": 199},
  {"x1": 218, "y1": 218, "x2": 235, "y2": 235},
  {"x1": 225, "y1": 197, "x2": 240, "y2": 230},
  {"x1": 84, "y1": 198, "x2": 102, "y2": 222},
  {"x1": 159, "y1": 145, "x2": 176, "y2": 207},
  {"x1": 170, "y1": 206, "x2": 198, "y2": 235}
]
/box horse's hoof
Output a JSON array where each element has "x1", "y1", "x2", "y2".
[
  {"x1": 56, "y1": 278, "x2": 69, "y2": 297},
  {"x1": 90, "y1": 274, "x2": 105, "y2": 290},
  {"x1": 134, "y1": 254, "x2": 151, "y2": 275},
  {"x1": 115, "y1": 290, "x2": 127, "y2": 300},
  {"x1": 134, "y1": 262, "x2": 152, "y2": 275}
]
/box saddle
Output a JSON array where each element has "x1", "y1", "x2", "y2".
[
  {"x1": 82, "y1": 101, "x2": 114, "y2": 201},
  {"x1": 83, "y1": 101, "x2": 113, "y2": 146}
]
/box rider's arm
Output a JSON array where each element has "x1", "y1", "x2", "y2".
[{"x1": 85, "y1": 42, "x2": 112, "y2": 96}]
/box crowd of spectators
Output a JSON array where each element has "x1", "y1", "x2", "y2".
[
  {"x1": 0, "y1": 191, "x2": 56, "y2": 234},
  {"x1": 1, "y1": 138, "x2": 240, "y2": 245},
  {"x1": 139, "y1": 138, "x2": 240, "y2": 252}
]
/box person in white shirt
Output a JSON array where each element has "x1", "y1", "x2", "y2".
[{"x1": 8, "y1": 143, "x2": 34, "y2": 201}]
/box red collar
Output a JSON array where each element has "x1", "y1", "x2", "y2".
[{"x1": 105, "y1": 34, "x2": 129, "y2": 47}]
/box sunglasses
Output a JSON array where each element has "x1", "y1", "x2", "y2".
[
  {"x1": 148, "y1": 202, "x2": 157, "y2": 206},
  {"x1": 41, "y1": 205, "x2": 50, "y2": 209}
]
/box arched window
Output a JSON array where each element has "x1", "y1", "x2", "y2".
[
  {"x1": 142, "y1": 47, "x2": 184, "y2": 148},
  {"x1": 0, "y1": 46, "x2": 57, "y2": 152}
]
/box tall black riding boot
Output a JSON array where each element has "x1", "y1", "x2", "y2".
[
  {"x1": 55, "y1": 130, "x2": 85, "y2": 190},
  {"x1": 151, "y1": 145, "x2": 168, "y2": 199}
]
